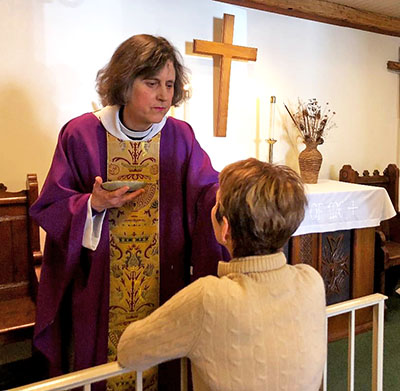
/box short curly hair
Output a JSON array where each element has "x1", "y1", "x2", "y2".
[
  {"x1": 96, "y1": 34, "x2": 189, "y2": 107},
  {"x1": 217, "y1": 158, "x2": 307, "y2": 258}
]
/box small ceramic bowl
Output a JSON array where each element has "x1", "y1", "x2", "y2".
[{"x1": 101, "y1": 181, "x2": 146, "y2": 192}]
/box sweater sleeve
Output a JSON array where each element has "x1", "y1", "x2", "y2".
[{"x1": 117, "y1": 277, "x2": 208, "y2": 371}]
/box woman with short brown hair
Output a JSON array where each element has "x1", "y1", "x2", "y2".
[{"x1": 118, "y1": 158, "x2": 327, "y2": 391}]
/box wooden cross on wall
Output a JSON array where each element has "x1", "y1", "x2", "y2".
[
  {"x1": 388, "y1": 50, "x2": 400, "y2": 72},
  {"x1": 193, "y1": 14, "x2": 257, "y2": 137}
]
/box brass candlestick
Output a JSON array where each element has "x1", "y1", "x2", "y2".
[{"x1": 267, "y1": 138, "x2": 277, "y2": 163}]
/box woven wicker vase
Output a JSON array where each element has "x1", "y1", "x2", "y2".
[{"x1": 298, "y1": 141, "x2": 322, "y2": 184}]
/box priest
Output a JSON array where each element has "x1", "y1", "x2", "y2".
[{"x1": 30, "y1": 34, "x2": 228, "y2": 391}]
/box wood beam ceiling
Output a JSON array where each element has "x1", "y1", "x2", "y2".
[{"x1": 214, "y1": 0, "x2": 400, "y2": 37}]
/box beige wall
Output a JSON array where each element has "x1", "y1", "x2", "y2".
[{"x1": 1, "y1": 0, "x2": 399, "y2": 193}]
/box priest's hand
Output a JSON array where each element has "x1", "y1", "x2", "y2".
[{"x1": 91, "y1": 176, "x2": 145, "y2": 213}]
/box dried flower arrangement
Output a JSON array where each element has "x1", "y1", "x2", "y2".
[{"x1": 284, "y1": 98, "x2": 336, "y2": 145}]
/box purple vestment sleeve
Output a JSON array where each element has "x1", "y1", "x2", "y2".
[
  {"x1": 158, "y1": 118, "x2": 229, "y2": 300},
  {"x1": 183, "y1": 136, "x2": 230, "y2": 280},
  {"x1": 30, "y1": 113, "x2": 109, "y2": 374}
]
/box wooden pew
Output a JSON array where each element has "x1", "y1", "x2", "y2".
[{"x1": 0, "y1": 174, "x2": 42, "y2": 345}]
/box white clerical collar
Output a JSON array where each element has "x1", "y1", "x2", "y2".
[
  {"x1": 93, "y1": 105, "x2": 166, "y2": 141},
  {"x1": 119, "y1": 119, "x2": 152, "y2": 140}
]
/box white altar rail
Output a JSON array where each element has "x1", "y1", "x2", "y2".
[
  {"x1": 323, "y1": 293, "x2": 387, "y2": 391},
  {"x1": 8, "y1": 293, "x2": 387, "y2": 391},
  {"x1": 6, "y1": 358, "x2": 188, "y2": 391}
]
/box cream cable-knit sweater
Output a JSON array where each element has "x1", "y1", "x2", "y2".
[{"x1": 118, "y1": 252, "x2": 327, "y2": 391}]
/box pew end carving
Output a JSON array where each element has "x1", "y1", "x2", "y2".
[{"x1": 339, "y1": 164, "x2": 400, "y2": 294}]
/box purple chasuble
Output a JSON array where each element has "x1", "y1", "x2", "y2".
[{"x1": 30, "y1": 113, "x2": 229, "y2": 390}]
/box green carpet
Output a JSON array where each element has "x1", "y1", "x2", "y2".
[{"x1": 327, "y1": 294, "x2": 400, "y2": 390}]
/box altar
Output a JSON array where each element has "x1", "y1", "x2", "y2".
[{"x1": 285, "y1": 180, "x2": 396, "y2": 341}]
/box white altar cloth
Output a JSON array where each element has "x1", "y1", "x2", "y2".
[{"x1": 293, "y1": 179, "x2": 396, "y2": 236}]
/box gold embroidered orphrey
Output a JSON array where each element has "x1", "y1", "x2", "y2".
[{"x1": 106, "y1": 132, "x2": 160, "y2": 391}]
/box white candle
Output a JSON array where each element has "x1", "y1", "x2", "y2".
[{"x1": 269, "y1": 96, "x2": 276, "y2": 140}]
